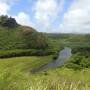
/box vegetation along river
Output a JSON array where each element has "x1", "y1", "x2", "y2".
[{"x1": 32, "y1": 47, "x2": 72, "y2": 73}]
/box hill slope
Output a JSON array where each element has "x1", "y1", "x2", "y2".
[
  {"x1": 0, "y1": 15, "x2": 49, "y2": 50},
  {"x1": 0, "y1": 56, "x2": 89, "y2": 90}
]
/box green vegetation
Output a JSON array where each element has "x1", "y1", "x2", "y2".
[
  {"x1": 0, "y1": 26, "x2": 50, "y2": 50},
  {"x1": 0, "y1": 15, "x2": 90, "y2": 90},
  {"x1": 0, "y1": 15, "x2": 50, "y2": 50},
  {"x1": 0, "y1": 15, "x2": 53, "y2": 58},
  {"x1": 0, "y1": 49, "x2": 52, "y2": 58},
  {"x1": 65, "y1": 47, "x2": 90, "y2": 70},
  {"x1": 47, "y1": 33, "x2": 90, "y2": 48},
  {"x1": 0, "y1": 56, "x2": 90, "y2": 90},
  {"x1": 0, "y1": 15, "x2": 18, "y2": 27},
  {"x1": 47, "y1": 33, "x2": 90, "y2": 70}
]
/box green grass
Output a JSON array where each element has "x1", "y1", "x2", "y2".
[{"x1": 0, "y1": 56, "x2": 90, "y2": 90}]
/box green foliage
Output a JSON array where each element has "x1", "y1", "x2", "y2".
[
  {"x1": 65, "y1": 47, "x2": 90, "y2": 70},
  {"x1": 0, "y1": 49, "x2": 53, "y2": 58},
  {"x1": 46, "y1": 33, "x2": 90, "y2": 49},
  {"x1": 0, "y1": 15, "x2": 51, "y2": 51},
  {"x1": 22, "y1": 32, "x2": 49, "y2": 49},
  {"x1": 0, "y1": 15, "x2": 18, "y2": 27},
  {"x1": 47, "y1": 33, "x2": 90, "y2": 70},
  {"x1": 72, "y1": 47, "x2": 90, "y2": 54},
  {"x1": 0, "y1": 15, "x2": 8, "y2": 23}
]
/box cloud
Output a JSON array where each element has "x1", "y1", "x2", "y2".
[
  {"x1": 59, "y1": 0, "x2": 90, "y2": 34},
  {"x1": 0, "y1": 2, "x2": 10, "y2": 15},
  {"x1": 14, "y1": 12, "x2": 34, "y2": 27},
  {"x1": 0, "y1": 0, "x2": 34, "y2": 28},
  {"x1": 33, "y1": 0, "x2": 64, "y2": 29},
  {"x1": 0, "y1": 0, "x2": 19, "y2": 15},
  {"x1": 0, "y1": 0, "x2": 19, "y2": 5}
]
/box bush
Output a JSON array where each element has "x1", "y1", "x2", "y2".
[
  {"x1": 65, "y1": 63, "x2": 83, "y2": 70},
  {"x1": 65, "y1": 47, "x2": 90, "y2": 70},
  {"x1": 0, "y1": 49, "x2": 53, "y2": 58}
]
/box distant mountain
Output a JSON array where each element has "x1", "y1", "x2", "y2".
[{"x1": 0, "y1": 15, "x2": 49, "y2": 50}]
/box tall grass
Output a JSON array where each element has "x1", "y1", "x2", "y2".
[{"x1": 1, "y1": 77, "x2": 88, "y2": 90}]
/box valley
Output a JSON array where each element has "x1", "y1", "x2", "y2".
[{"x1": 0, "y1": 16, "x2": 90, "y2": 90}]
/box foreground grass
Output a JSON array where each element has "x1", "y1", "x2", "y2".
[{"x1": 0, "y1": 56, "x2": 90, "y2": 90}]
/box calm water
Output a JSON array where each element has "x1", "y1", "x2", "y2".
[{"x1": 32, "y1": 47, "x2": 72, "y2": 73}]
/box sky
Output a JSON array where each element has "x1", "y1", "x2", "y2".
[{"x1": 0, "y1": 0, "x2": 90, "y2": 34}]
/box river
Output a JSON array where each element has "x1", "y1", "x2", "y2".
[{"x1": 31, "y1": 47, "x2": 72, "y2": 73}]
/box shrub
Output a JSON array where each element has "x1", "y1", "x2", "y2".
[
  {"x1": 65, "y1": 47, "x2": 90, "y2": 70},
  {"x1": 0, "y1": 49, "x2": 53, "y2": 58}
]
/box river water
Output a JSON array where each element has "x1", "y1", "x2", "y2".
[{"x1": 31, "y1": 47, "x2": 72, "y2": 73}]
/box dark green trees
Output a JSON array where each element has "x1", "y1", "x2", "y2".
[
  {"x1": 22, "y1": 32, "x2": 49, "y2": 49},
  {"x1": 0, "y1": 15, "x2": 18, "y2": 27},
  {"x1": 65, "y1": 47, "x2": 90, "y2": 70}
]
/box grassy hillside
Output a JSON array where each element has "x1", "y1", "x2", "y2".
[
  {"x1": 0, "y1": 56, "x2": 90, "y2": 90},
  {"x1": 0, "y1": 15, "x2": 50, "y2": 50},
  {"x1": 0, "y1": 25, "x2": 50, "y2": 50}
]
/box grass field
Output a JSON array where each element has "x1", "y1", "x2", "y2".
[{"x1": 0, "y1": 56, "x2": 90, "y2": 90}]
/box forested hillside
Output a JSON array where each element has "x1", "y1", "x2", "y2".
[{"x1": 0, "y1": 15, "x2": 50, "y2": 50}]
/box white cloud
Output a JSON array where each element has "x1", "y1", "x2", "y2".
[
  {"x1": 0, "y1": 2, "x2": 10, "y2": 15},
  {"x1": 34, "y1": 0, "x2": 64, "y2": 29},
  {"x1": 14, "y1": 12, "x2": 34, "y2": 27},
  {"x1": 59, "y1": 0, "x2": 90, "y2": 34},
  {"x1": 0, "y1": 0, "x2": 19, "y2": 15},
  {"x1": 0, "y1": 0, "x2": 19, "y2": 5},
  {"x1": 0, "y1": 0, "x2": 34, "y2": 28}
]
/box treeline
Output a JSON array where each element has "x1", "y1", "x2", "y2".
[
  {"x1": 0, "y1": 15, "x2": 18, "y2": 27},
  {"x1": 0, "y1": 49, "x2": 53, "y2": 58}
]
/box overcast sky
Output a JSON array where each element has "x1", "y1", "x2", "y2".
[{"x1": 0, "y1": 0, "x2": 90, "y2": 33}]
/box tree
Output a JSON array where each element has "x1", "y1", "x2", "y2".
[
  {"x1": 0, "y1": 15, "x2": 18, "y2": 27},
  {"x1": 0, "y1": 15, "x2": 8, "y2": 24}
]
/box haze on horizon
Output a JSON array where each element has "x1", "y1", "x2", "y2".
[{"x1": 0, "y1": 0, "x2": 90, "y2": 34}]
